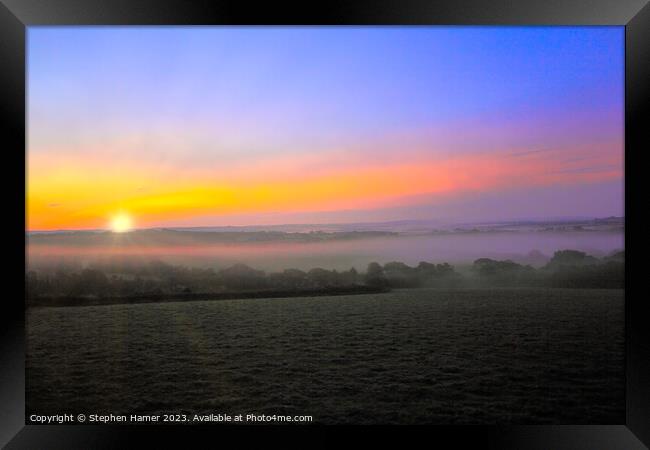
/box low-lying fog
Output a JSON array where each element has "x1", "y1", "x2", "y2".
[{"x1": 27, "y1": 228, "x2": 624, "y2": 273}]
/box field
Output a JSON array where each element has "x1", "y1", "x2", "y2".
[{"x1": 26, "y1": 288, "x2": 624, "y2": 424}]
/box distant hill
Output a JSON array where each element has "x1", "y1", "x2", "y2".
[{"x1": 27, "y1": 216, "x2": 624, "y2": 238}]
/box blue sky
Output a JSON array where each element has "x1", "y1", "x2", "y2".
[{"x1": 27, "y1": 26, "x2": 624, "y2": 229}]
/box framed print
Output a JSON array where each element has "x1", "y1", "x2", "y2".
[{"x1": 1, "y1": 0, "x2": 649, "y2": 448}]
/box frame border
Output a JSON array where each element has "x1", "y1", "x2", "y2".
[{"x1": 2, "y1": 0, "x2": 648, "y2": 447}]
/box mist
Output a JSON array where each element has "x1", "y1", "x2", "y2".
[{"x1": 27, "y1": 229, "x2": 623, "y2": 273}]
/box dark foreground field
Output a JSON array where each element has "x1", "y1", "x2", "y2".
[{"x1": 26, "y1": 288, "x2": 624, "y2": 424}]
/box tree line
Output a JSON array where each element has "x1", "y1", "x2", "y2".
[{"x1": 26, "y1": 249, "x2": 623, "y2": 303}]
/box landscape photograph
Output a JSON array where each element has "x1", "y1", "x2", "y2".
[{"x1": 26, "y1": 26, "x2": 624, "y2": 424}]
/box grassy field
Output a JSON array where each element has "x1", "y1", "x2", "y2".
[{"x1": 26, "y1": 288, "x2": 624, "y2": 424}]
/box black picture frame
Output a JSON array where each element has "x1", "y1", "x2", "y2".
[{"x1": 1, "y1": 0, "x2": 648, "y2": 448}]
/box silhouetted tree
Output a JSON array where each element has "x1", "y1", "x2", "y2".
[
  {"x1": 365, "y1": 262, "x2": 388, "y2": 288},
  {"x1": 604, "y1": 250, "x2": 624, "y2": 263},
  {"x1": 339, "y1": 267, "x2": 359, "y2": 286},
  {"x1": 307, "y1": 268, "x2": 337, "y2": 288},
  {"x1": 218, "y1": 264, "x2": 266, "y2": 290},
  {"x1": 472, "y1": 258, "x2": 534, "y2": 286},
  {"x1": 546, "y1": 250, "x2": 598, "y2": 268},
  {"x1": 415, "y1": 261, "x2": 459, "y2": 287},
  {"x1": 383, "y1": 261, "x2": 418, "y2": 287}
]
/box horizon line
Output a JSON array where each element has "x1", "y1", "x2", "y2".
[{"x1": 25, "y1": 215, "x2": 625, "y2": 234}]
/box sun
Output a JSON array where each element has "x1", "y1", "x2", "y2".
[{"x1": 110, "y1": 213, "x2": 133, "y2": 233}]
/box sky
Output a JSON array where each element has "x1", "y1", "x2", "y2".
[{"x1": 27, "y1": 26, "x2": 624, "y2": 231}]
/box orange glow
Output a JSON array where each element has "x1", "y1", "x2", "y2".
[{"x1": 26, "y1": 146, "x2": 622, "y2": 231}]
